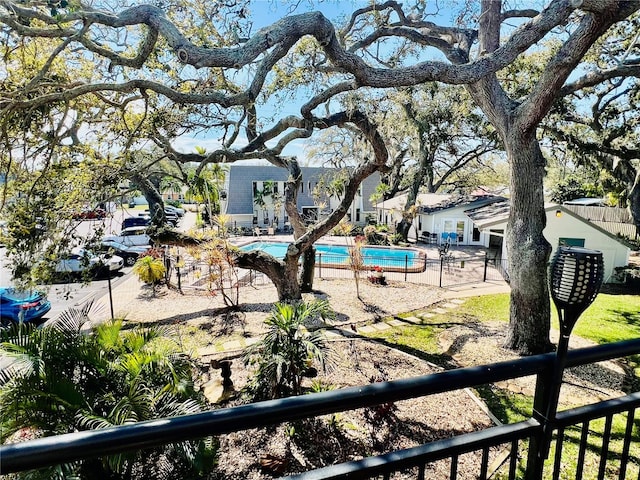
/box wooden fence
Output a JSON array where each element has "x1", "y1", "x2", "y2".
[{"x1": 564, "y1": 205, "x2": 638, "y2": 238}]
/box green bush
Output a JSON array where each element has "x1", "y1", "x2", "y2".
[
  {"x1": 389, "y1": 233, "x2": 403, "y2": 245},
  {"x1": 363, "y1": 225, "x2": 388, "y2": 245},
  {"x1": 0, "y1": 303, "x2": 216, "y2": 479},
  {"x1": 244, "y1": 300, "x2": 335, "y2": 400}
]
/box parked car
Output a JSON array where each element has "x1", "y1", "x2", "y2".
[
  {"x1": 55, "y1": 247, "x2": 124, "y2": 277},
  {"x1": 72, "y1": 207, "x2": 107, "y2": 220},
  {"x1": 122, "y1": 216, "x2": 150, "y2": 230},
  {"x1": 103, "y1": 226, "x2": 152, "y2": 246},
  {"x1": 144, "y1": 209, "x2": 180, "y2": 226},
  {"x1": 165, "y1": 205, "x2": 185, "y2": 217},
  {"x1": 100, "y1": 240, "x2": 151, "y2": 266},
  {"x1": 0, "y1": 287, "x2": 52, "y2": 326}
]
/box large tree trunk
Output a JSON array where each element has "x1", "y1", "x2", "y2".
[
  {"x1": 234, "y1": 250, "x2": 302, "y2": 301},
  {"x1": 130, "y1": 171, "x2": 166, "y2": 227},
  {"x1": 629, "y1": 173, "x2": 640, "y2": 237},
  {"x1": 396, "y1": 220, "x2": 411, "y2": 240},
  {"x1": 280, "y1": 255, "x2": 303, "y2": 301},
  {"x1": 503, "y1": 134, "x2": 553, "y2": 354},
  {"x1": 299, "y1": 247, "x2": 316, "y2": 293}
]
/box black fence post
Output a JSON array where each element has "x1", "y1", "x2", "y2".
[
  {"x1": 176, "y1": 255, "x2": 182, "y2": 293},
  {"x1": 439, "y1": 256, "x2": 444, "y2": 288},
  {"x1": 525, "y1": 362, "x2": 555, "y2": 480},
  {"x1": 484, "y1": 253, "x2": 488, "y2": 282},
  {"x1": 404, "y1": 255, "x2": 408, "y2": 281},
  {"x1": 318, "y1": 253, "x2": 322, "y2": 279}
]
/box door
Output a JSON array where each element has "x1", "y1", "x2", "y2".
[{"x1": 442, "y1": 219, "x2": 466, "y2": 245}]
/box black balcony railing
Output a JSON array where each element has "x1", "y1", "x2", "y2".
[{"x1": 2, "y1": 339, "x2": 640, "y2": 478}]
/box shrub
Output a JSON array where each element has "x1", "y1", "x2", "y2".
[
  {"x1": 0, "y1": 303, "x2": 216, "y2": 479},
  {"x1": 244, "y1": 300, "x2": 335, "y2": 400},
  {"x1": 133, "y1": 255, "x2": 166, "y2": 291},
  {"x1": 389, "y1": 233, "x2": 403, "y2": 245},
  {"x1": 363, "y1": 225, "x2": 388, "y2": 245}
]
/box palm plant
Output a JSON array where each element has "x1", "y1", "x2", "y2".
[
  {"x1": 186, "y1": 161, "x2": 227, "y2": 226},
  {"x1": 0, "y1": 302, "x2": 216, "y2": 479},
  {"x1": 132, "y1": 255, "x2": 166, "y2": 294},
  {"x1": 244, "y1": 300, "x2": 335, "y2": 400}
]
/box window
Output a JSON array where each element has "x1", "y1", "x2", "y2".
[
  {"x1": 559, "y1": 238, "x2": 585, "y2": 247},
  {"x1": 356, "y1": 208, "x2": 361, "y2": 222},
  {"x1": 472, "y1": 226, "x2": 481, "y2": 242}
]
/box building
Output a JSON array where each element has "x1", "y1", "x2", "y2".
[
  {"x1": 374, "y1": 193, "x2": 505, "y2": 245},
  {"x1": 466, "y1": 201, "x2": 631, "y2": 283},
  {"x1": 220, "y1": 165, "x2": 380, "y2": 230}
]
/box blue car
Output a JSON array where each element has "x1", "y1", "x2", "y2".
[{"x1": 0, "y1": 287, "x2": 52, "y2": 327}]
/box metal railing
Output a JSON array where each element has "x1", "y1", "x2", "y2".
[
  {"x1": 2, "y1": 339, "x2": 639, "y2": 479},
  {"x1": 312, "y1": 253, "x2": 508, "y2": 288},
  {"x1": 163, "y1": 244, "x2": 509, "y2": 292}
]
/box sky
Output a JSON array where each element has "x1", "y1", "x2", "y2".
[
  {"x1": 170, "y1": 0, "x2": 463, "y2": 164},
  {"x1": 168, "y1": 0, "x2": 552, "y2": 166}
]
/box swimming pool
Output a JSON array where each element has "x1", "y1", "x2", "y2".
[{"x1": 239, "y1": 241, "x2": 426, "y2": 272}]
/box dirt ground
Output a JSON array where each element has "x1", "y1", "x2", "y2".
[{"x1": 118, "y1": 278, "x2": 628, "y2": 479}]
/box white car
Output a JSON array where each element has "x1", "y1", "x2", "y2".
[
  {"x1": 103, "y1": 226, "x2": 151, "y2": 246},
  {"x1": 56, "y1": 248, "x2": 123, "y2": 276}
]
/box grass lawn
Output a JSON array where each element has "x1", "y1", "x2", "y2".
[{"x1": 364, "y1": 291, "x2": 640, "y2": 479}]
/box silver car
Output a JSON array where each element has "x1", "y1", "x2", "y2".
[{"x1": 103, "y1": 226, "x2": 151, "y2": 246}]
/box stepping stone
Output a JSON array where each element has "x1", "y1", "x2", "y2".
[
  {"x1": 387, "y1": 319, "x2": 405, "y2": 327},
  {"x1": 244, "y1": 337, "x2": 260, "y2": 346},
  {"x1": 198, "y1": 345, "x2": 219, "y2": 357},
  {"x1": 404, "y1": 316, "x2": 423, "y2": 324},
  {"x1": 324, "y1": 330, "x2": 343, "y2": 339},
  {"x1": 432, "y1": 308, "x2": 448, "y2": 314},
  {"x1": 357, "y1": 325, "x2": 376, "y2": 333},
  {"x1": 222, "y1": 340, "x2": 242, "y2": 351},
  {"x1": 419, "y1": 313, "x2": 435, "y2": 319},
  {"x1": 442, "y1": 303, "x2": 460, "y2": 309},
  {"x1": 372, "y1": 322, "x2": 391, "y2": 331},
  {"x1": 449, "y1": 299, "x2": 465, "y2": 305}
]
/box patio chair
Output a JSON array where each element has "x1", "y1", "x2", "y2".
[
  {"x1": 449, "y1": 232, "x2": 458, "y2": 246},
  {"x1": 440, "y1": 232, "x2": 450, "y2": 245},
  {"x1": 267, "y1": 227, "x2": 275, "y2": 236},
  {"x1": 420, "y1": 231, "x2": 431, "y2": 243},
  {"x1": 254, "y1": 226, "x2": 261, "y2": 237}
]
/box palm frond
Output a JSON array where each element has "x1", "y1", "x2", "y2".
[
  {"x1": 47, "y1": 299, "x2": 104, "y2": 334},
  {"x1": 75, "y1": 412, "x2": 114, "y2": 431}
]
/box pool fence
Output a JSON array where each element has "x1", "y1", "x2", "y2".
[{"x1": 164, "y1": 248, "x2": 509, "y2": 293}]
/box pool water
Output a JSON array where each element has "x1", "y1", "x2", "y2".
[{"x1": 240, "y1": 241, "x2": 422, "y2": 270}]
